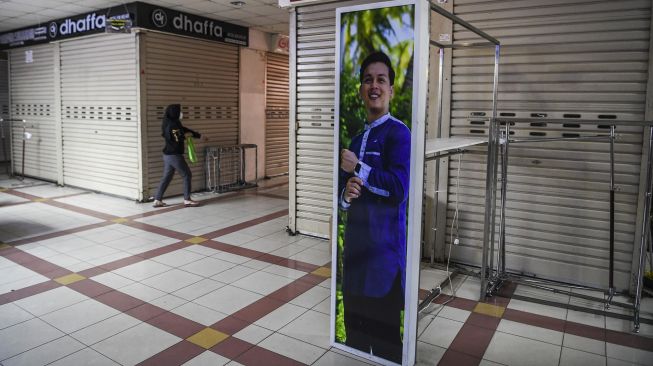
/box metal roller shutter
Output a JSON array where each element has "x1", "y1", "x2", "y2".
[
  {"x1": 265, "y1": 52, "x2": 289, "y2": 177},
  {"x1": 60, "y1": 33, "x2": 140, "y2": 199},
  {"x1": 447, "y1": 0, "x2": 651, "y2": 290},
  {"x1": 142, "y1": 32, "x2": 239, "y2": 199},
  {"x1": 9, "y1": 44, "x2": 57, "y2": 181},
  {"x1": 0, "y1": 59, "x2": 9, "y2": 165},
  {"x1": 292, "y1": 0, "x2": 374, "y2": 238}
]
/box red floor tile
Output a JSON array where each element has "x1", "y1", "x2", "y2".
[
  {"x1": 212, "y1": 316, "x2": 251, "y2": 335},
  {"x1": 126, "y1": 303, "x2": 168, "y2": 322},
  {"x1": 94, "y1": 290, "x2": 146, "y2": 312},
  {"x1": 503, "y1": 308, "x2": 565, "y2": 333},
  {"x1": 0, "y1": 280, "x2": 61, "y2": 305},
  {"x1": 268, "y1": 280, "x2": 316, "y2": 303},
  {"x1": 438, "y1": 349, "x2": 481, "y2": 366},
  {"x1": 564, "y1": 320, "x2": 606, "y2": 341},
  {"x1": 147, "y1": 311, "x2": 206, "y2": 339},
  {"x1": 466, "y1": 313, "x2": 501, "y2": 330},
  {"x1": 232, "y1": 297, "x2": 285, "y2": 324},
  {"x1": 137, "y1": 340, "x2": 205, "y2": 366},
  {"x1": 210, "y1": 337, "x2": 255, "y2": 359},
  {"x1": 67, "y1": 279, "x2": 115, "y2": 298},
  {"x1": 448, "y1": 323, "x2": 496, "y2": 359},
  {"x1": 605, "y1": 328, "x2": 653, "y2": 351},
  {"x1": 235, "y1": 345, "x2": 306, "y2": 366}
]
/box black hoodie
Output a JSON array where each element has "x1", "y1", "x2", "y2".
[{"x1": 161, "y1": 104, "x2": 199, "y2": 155}]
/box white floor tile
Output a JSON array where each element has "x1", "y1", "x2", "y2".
[
  {"x1": 234, "y1": 324, "x2": 274, "y2": 345},
  {"x1": 567, "y1": 309, "x2": 605, "y2": 328},
  {"x1": 91, "y1": 322, "x2": 180, "y2": 366},
  {"x1": 0, "y1": 303, "x2": 34, "y2": 330},
  {"x1": 497, "y1": 319, "x2": 563, "y2": 345},
  {"x1": 118, "y1": 283, "x2": 167, "y2": 303},
  {"x1": 40, "y1": 299, "x2": 120, "y2": 334},
  {"x1": 419, "y1": 316, "x2": 464, "y2": 348},
  {"x1": 149, "y1": 294, "x2": 187, "y2": 311},
  {"x1": 559, "y1": 347, "x2": 606, "y2": 366},
  {"x1": 49, "y1": 347, "x2": 119, "y2": 366},
  {"x1": 71, "y1": 313, "x2": 142, "y2": 346},
  {"x1": 278, "y1": 310, "x2": 330, "y2": 349},
  {"x1": 2, "y1": 336, "x2": 84, "y2": 366},
  {"x1": 507, "y1": 298, "x2": 568, "y2": 320},
  {"x1": 180, "y1": 257, "x2": 236, "y2": 277},
  {"x1": 0, "y1": 318, "x2": 64, "y2": 360},
  {"x1": 313, "y1": 297, "x2": 330, "y2": 315},
  {"x1": 258, "y1": 332, "x2": 325, "y2": 365},
  {"x1": 91, "y1": 272, "x2": 135, "y2": 290},
  {"x1": 182, "y1": 351, "x2": 230, "y2": 366},
  {"x1": 0, "y1": 275, "x2": 49, "y2": 296},
  {"x1": 170, "y1": 302, "x2": 227, "y2": 326},
  {"x1": 193, "y1": 285, "x2": 263, "y2": 314},
  {"x1": 289, "y1": 285, "x2": 330, "y2": 309},
  {"x1": 211, "y1": 266, "x2": 258, "y2": 284},
  {"x1": 111, "y1": 260, "x2": 172, "y2": 282},
  {"x1": 289, "y1": 248, "x2": 331, "y2": 266},
  {"x1": 438, "y1": 305, "x2": 471, "y2": 323},
  {"x1": 255, "y1": 303, "x2": 307, "y2": 331},
  {"x1": 261, "y1": 264, "x2": 307, "y2": 280},
  {"x1": 141, "y1": 269, "x2": 203, "y2": 293},
  {"x1": 483, "y1": 332, "x2": 562, "y2": 366},
  {"x1": 232, "y1": 271, "x2": 294, "y2": 296},
  {"x1": 313, "y1": 350, "x2": 375, "y2": 366},
  {"x1": 606, "y1": 343, "x2": 653, "y2": 365},
  {"x1": 415, "y1": 341, "x2": 446, "y2": 366},
  {"x1": 14, "y1": 286, "x2": 88, "y2": 317},
  {"x1": 172, "y1": 278, "x2": 225, "y2": 301},
  {"x1": 562, "y1": 333, "x2": 606, "y2": 356}
]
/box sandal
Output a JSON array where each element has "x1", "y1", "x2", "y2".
[
  {"x1": 153, "y1": 200, "x2": 167, "y2": 208},
  {"x1": 184, "y1": 200, "x2": 201, "y2": 207}
]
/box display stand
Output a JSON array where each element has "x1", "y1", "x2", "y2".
[{"x1": 481, "y1": 118, "x2": 653, "y2": 332}]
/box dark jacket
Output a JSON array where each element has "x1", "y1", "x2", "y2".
[{"x1": 161, "y1": 104, "x2": 200, "y2": 155}]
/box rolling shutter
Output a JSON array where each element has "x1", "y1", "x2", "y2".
[
  {"x1": 447, "y1": 0, "x2": 651, "y2": 289},
  {"x1": 59, "y1": 33, "x2": 140, "y2": 199},
  {"x1": 265, "y1": 52, "x2": 289, "y2": 177},
  {"x1": 292, "y1": 0, "x2": 371, "y2": 237},
  {"x1": 9, "y1": 44, "x2": 57, "y2": 181},
  {"x1": 0, "y1": 59, "x2": 9, "y2": 165},
  {"x1": 142, "y1": 32, "x2": 239, "y2": 199}
]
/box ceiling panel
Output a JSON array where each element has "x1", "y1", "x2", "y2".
[{"x1": 0, "y1": 0, "x2": 289, "y2": 34}]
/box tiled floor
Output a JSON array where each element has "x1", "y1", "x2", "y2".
[{"x1": 0, "y1": 175, "x2": 652, "y2": 365}]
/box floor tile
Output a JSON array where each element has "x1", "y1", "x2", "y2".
[
  {"x1": 559, "y1": 347, "x2": 607, "y2": 366},
  {"x1": 507, "y1": 298, "x2": 568, "y2": 320},
  {"x1": 48, "y1": 347, "x2": 120, "y2": 366},
  {"x1": 171, "y1": 302, "x2": 228, "y2": 326},
  {"x1": 211, "y1": 265, "x2": 258, "y2": 284},
  {"x1": 91, "y1": 272, "x2": 135, "y2": 289},
  {"x1": 2, "y1": 335, "x2": 84, "y2": 366},
  {"x1": 562, "y1": 333, "x2": 606, "y2": 356},
  {"x1": 254, "y1": 303, "x2": 307, "y2": 331},
  {"x1": 415, "y1": 341, "x2": 446, "y2": 366},
  {"x1": 14, "y1": 286, "x2": 88, "y2": 316},
  {"x1": 149, "y1": 294, "x2": 188, "y2": 311},
  {"x1": 70, "y1": 313, "x2": 142, "y2": 346},
  {"x1": 288, "y1": 248, "x2": 331, "y2": 266},
  {"x1": 149, "y1": 249, "x2": 206, "y2": 268},
  {"x1": 0, "y1": 303, "x2": 34, "y2": 330},
  {"x1": 483, "y1": 331, "x2": 562, "y2": 366},
  {"x1": 439, "y1": 305, "x2": 472, "y2": 323},
  {"x1": 258, "y1": 332, "x2": 326, "y2": 364},
  {"x1": 112, "y1": 260, "x2": 172, "y2": 282},
  {"x1": 182, "y1": 350, "x2": 230, "y2": 366},
  {"x1": 173, "y1": 278, "x2": 225, "y2": 301},
  {"x1": 141, "y1": 269, "x2": 203, "y2": 293},
  {"x1": 0, "y1": 318, "x2": 64, "y2": 360},
  {"x1": 313, "y1": 297, "x2": 330, "y2": 314},
  {"x1": 91, "y1": 322, "x2": 181, "y2": 365},
  {"x1": 496, "y1": 319, "x2": 563, "y2": 345},
  {"x1": 419, "y1": 316, "x2": 464, "y2": 348},
  {"x1": 278, "y1": 310, "x2": 330, "y2": 349},
  {"x1": 567, "y1": 309, "x2": 605, "y2": 328},
  {"x1": 40, "y1": 298, "x2": 120, "y2": 333},
  {"x1": 234, "y1": 324, "x2": 274, "y2": 345},
  {"x1": 261, "y1": 264, "x2": 308, "y2": 280},
  {"x1": 289, "y1": 285, "x2": 330, "y2": 309},
  {"x1": 232, "y1": 271, "x2": 294, "y2": 296},
  {"x1": 181, "y1": 257, "x2": 236, "y2": 277},
  {"x1": 605, "y1": 342, "x2": 653, "y2": 365},
  {"x1": 118, "y1": 282, "x2": 167, "y2": 302},
  {"x1": 194, "y1": 285, "x2": 263, "y2": 315},
  {"x1": 313, "y1": 350, "x2": 375, "y2": 366}
]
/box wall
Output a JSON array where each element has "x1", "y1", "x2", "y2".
[{"x1": 239, "y1": 47, "x2": 267, "y2": 181}]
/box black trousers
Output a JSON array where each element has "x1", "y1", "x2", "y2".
[{"x1": 343, "y1": 272, "x2": 404, "y2": 364}]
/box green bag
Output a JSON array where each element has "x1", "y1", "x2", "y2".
[{"x1": 186, "y1": 136, "x2": 197, "y2": 163}]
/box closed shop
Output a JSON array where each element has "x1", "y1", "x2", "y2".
[
  {"x1": 141, "y1": 31, "x2": 240, "y2": 199},
  {"x1": 265, "y1": 52, "x2": 289, "y2": 177}
]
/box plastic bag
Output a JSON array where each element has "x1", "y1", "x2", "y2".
[{"x1": 186, "y1": 136, "x2": 197, "y2": 163}]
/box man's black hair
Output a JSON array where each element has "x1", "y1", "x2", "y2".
[{"x1": 359, "y1": 51, "x2": 395, "y2": 86}]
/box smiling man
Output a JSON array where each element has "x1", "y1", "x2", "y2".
[{"x1": 338, "y1": 51, "x2": 411, "y2": 363}]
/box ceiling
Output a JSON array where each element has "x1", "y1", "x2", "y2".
[{"x1": 0, "y1": 0, "x2": 290, "y2": 34}]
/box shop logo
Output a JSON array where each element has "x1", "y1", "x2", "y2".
[
  {"x1": 48, "y1": 22, "x2": 58, "y2": 38},
  {"x1": 172, "y1": 13, "x2": 222, "y2": 38},
  {"x1": 152, "y1": 9, "x2": 167, "y2": 28}
]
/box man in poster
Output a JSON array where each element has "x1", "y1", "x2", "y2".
[{"x1": 339, "y1": 51, "x2": 410, "y2": 363}]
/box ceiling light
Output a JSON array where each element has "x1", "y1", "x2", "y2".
[{"x1": 230, "y1": 1, "x2": 246, "y2": 7}]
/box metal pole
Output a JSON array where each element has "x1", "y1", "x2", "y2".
[
  {"x1": 633, "y1": 125, "x2": 653, "y2": 332},
  {"x1": 432, "y1": 47, "x2": 445, "y2": 264},
  {"x1": 498, "y1": 123, "x2": 510, "y2": 276},
  {"x1": 20, "y1": 120, "x2": 26, "y2": 181},
  {"x1": 607, "y1": 126, "x2": 616, "y2": 308},
  {"x1": 428, "y1": 1, "x2": 500, "y2": 45}
]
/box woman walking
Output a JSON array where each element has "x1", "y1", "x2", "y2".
[{"x1": 153, "y1": 104, "x2": 201, "y2": 208}]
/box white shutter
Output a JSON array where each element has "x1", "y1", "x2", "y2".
[
  {"x1": 60, "y1": 33, "x2": 140, "y2": 199},
  {"x1": 142, "y1": 32, "x2": 240, "y2": 199},
  {"x1": 9, "y1": 44, "x2": 57, "y2": 181},
  {"x1": 0, "y1": 59, "x2": 9, "y2": 164},
  {"x1": 447, "y1": 0, "x2": 651, "y2": 289},
  {"x1": 265, "y1": 52, "x2": 289, "y2": 177},
  {"x1": 292, "y1": 0, "x2": 373, "y2": 238}
]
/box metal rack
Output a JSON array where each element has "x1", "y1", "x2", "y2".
[
  {"x1": 481, "y1": 118, "x2": 653, "y2": 332},
  {"x1": 205, "y1": 144, "x2": 258, "y2": 193}
]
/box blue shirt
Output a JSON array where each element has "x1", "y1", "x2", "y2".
[{"x1": 339, "y1": 114, "x2": 411, "y2": 297}]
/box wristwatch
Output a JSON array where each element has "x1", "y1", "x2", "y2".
[{"x1": 354, "y1": 162, "x2": 362, "y2": 174}]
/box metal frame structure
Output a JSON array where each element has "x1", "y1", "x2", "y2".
[
  {"x1": 481, "y1": 118, "x2": 653, "y2": 332},
  {"x1": 419, "y1": 1, "x2": 501, "y2": 311}
]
